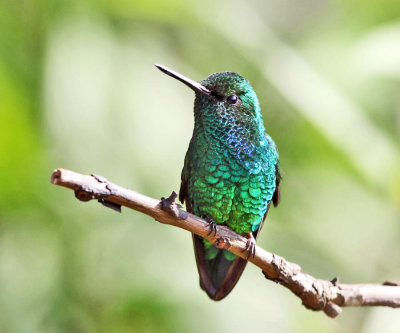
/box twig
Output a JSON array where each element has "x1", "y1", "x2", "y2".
[{"x1": 50, "y1": 168, "x2": 400, "y2": 318}]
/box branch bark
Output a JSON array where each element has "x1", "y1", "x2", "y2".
[{"x1": 50, "y1": 168, "x2": 400, "y2": 318}]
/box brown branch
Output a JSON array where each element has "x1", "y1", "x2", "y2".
[{"x1": 50, "y1": 168, "x2": 400, "y2": 318}]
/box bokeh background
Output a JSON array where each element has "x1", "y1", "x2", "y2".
[{"x1": 1, "y1": 0, "x2": 400, "y2": 332}]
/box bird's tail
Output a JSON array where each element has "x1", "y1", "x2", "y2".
[{"x1": 192, "y1": 234, "x2": 248, "y2": 300}]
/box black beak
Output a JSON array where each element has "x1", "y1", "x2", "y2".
[{"x1": 155, "y1": 64, "x2": 211, "y2": 96}]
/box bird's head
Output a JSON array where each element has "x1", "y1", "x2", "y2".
[
  {"x1": 155, "y1": 64, "x2": 261, "y2": 122},
  {"x1": 155, "y1": 64, "x2": 265, "y2": 153}
]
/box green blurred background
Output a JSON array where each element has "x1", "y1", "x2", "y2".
[{"x1": 1, "y1": 0, "x2": 400, "y2": 332}]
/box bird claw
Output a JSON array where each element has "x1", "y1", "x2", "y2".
[
  {"x1": 241, "y1": 233, "x2": 256, "y2": 259},
  {"x1": 205, "y1": 217, "x2": 217, "y2": 237}
]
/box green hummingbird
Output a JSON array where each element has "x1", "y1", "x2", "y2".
[{"x1": 156, "y1": 64, "x2": 281, "y2": 300}]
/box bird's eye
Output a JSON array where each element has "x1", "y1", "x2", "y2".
[{"x1": 226, "y1": 94, "x2": 239, "y2": 105}]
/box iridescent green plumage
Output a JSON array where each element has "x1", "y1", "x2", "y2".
[{"x1": 156, "y1": 65, "x2": 281, "y2": 300}]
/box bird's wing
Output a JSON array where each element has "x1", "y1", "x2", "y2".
[
  {"x1": 272, "y1": 162, "x2": 281, "y2": 207},
  {"x1": 265, "y1": 133, "x2": 281, "y2": 207},
  {"x1": 179, "y1": 140, "x2": 194, "y2": 212}
]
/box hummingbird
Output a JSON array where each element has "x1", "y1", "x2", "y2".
[{"x1": 155, "y1": 64, "x2": 281, "y2": 300}]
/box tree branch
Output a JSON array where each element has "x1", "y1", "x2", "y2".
[{"x1": 50, "y1": 168, "x2": 400, "y2": 318}]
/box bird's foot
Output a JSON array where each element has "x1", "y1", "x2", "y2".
[
  {"x1": 205, "y1": 217, "x2": 217, "y2": 237},
  {"x1": 214, "y1": 236, "x2": 231, "y2": 249},
  {"x1": 241, "y1": 233, "x2": 256, "y2": 259}
]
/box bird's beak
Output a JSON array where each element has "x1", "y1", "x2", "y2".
[{"x1": 155, "y1": 64, "x2": 211, "y2": 96}]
